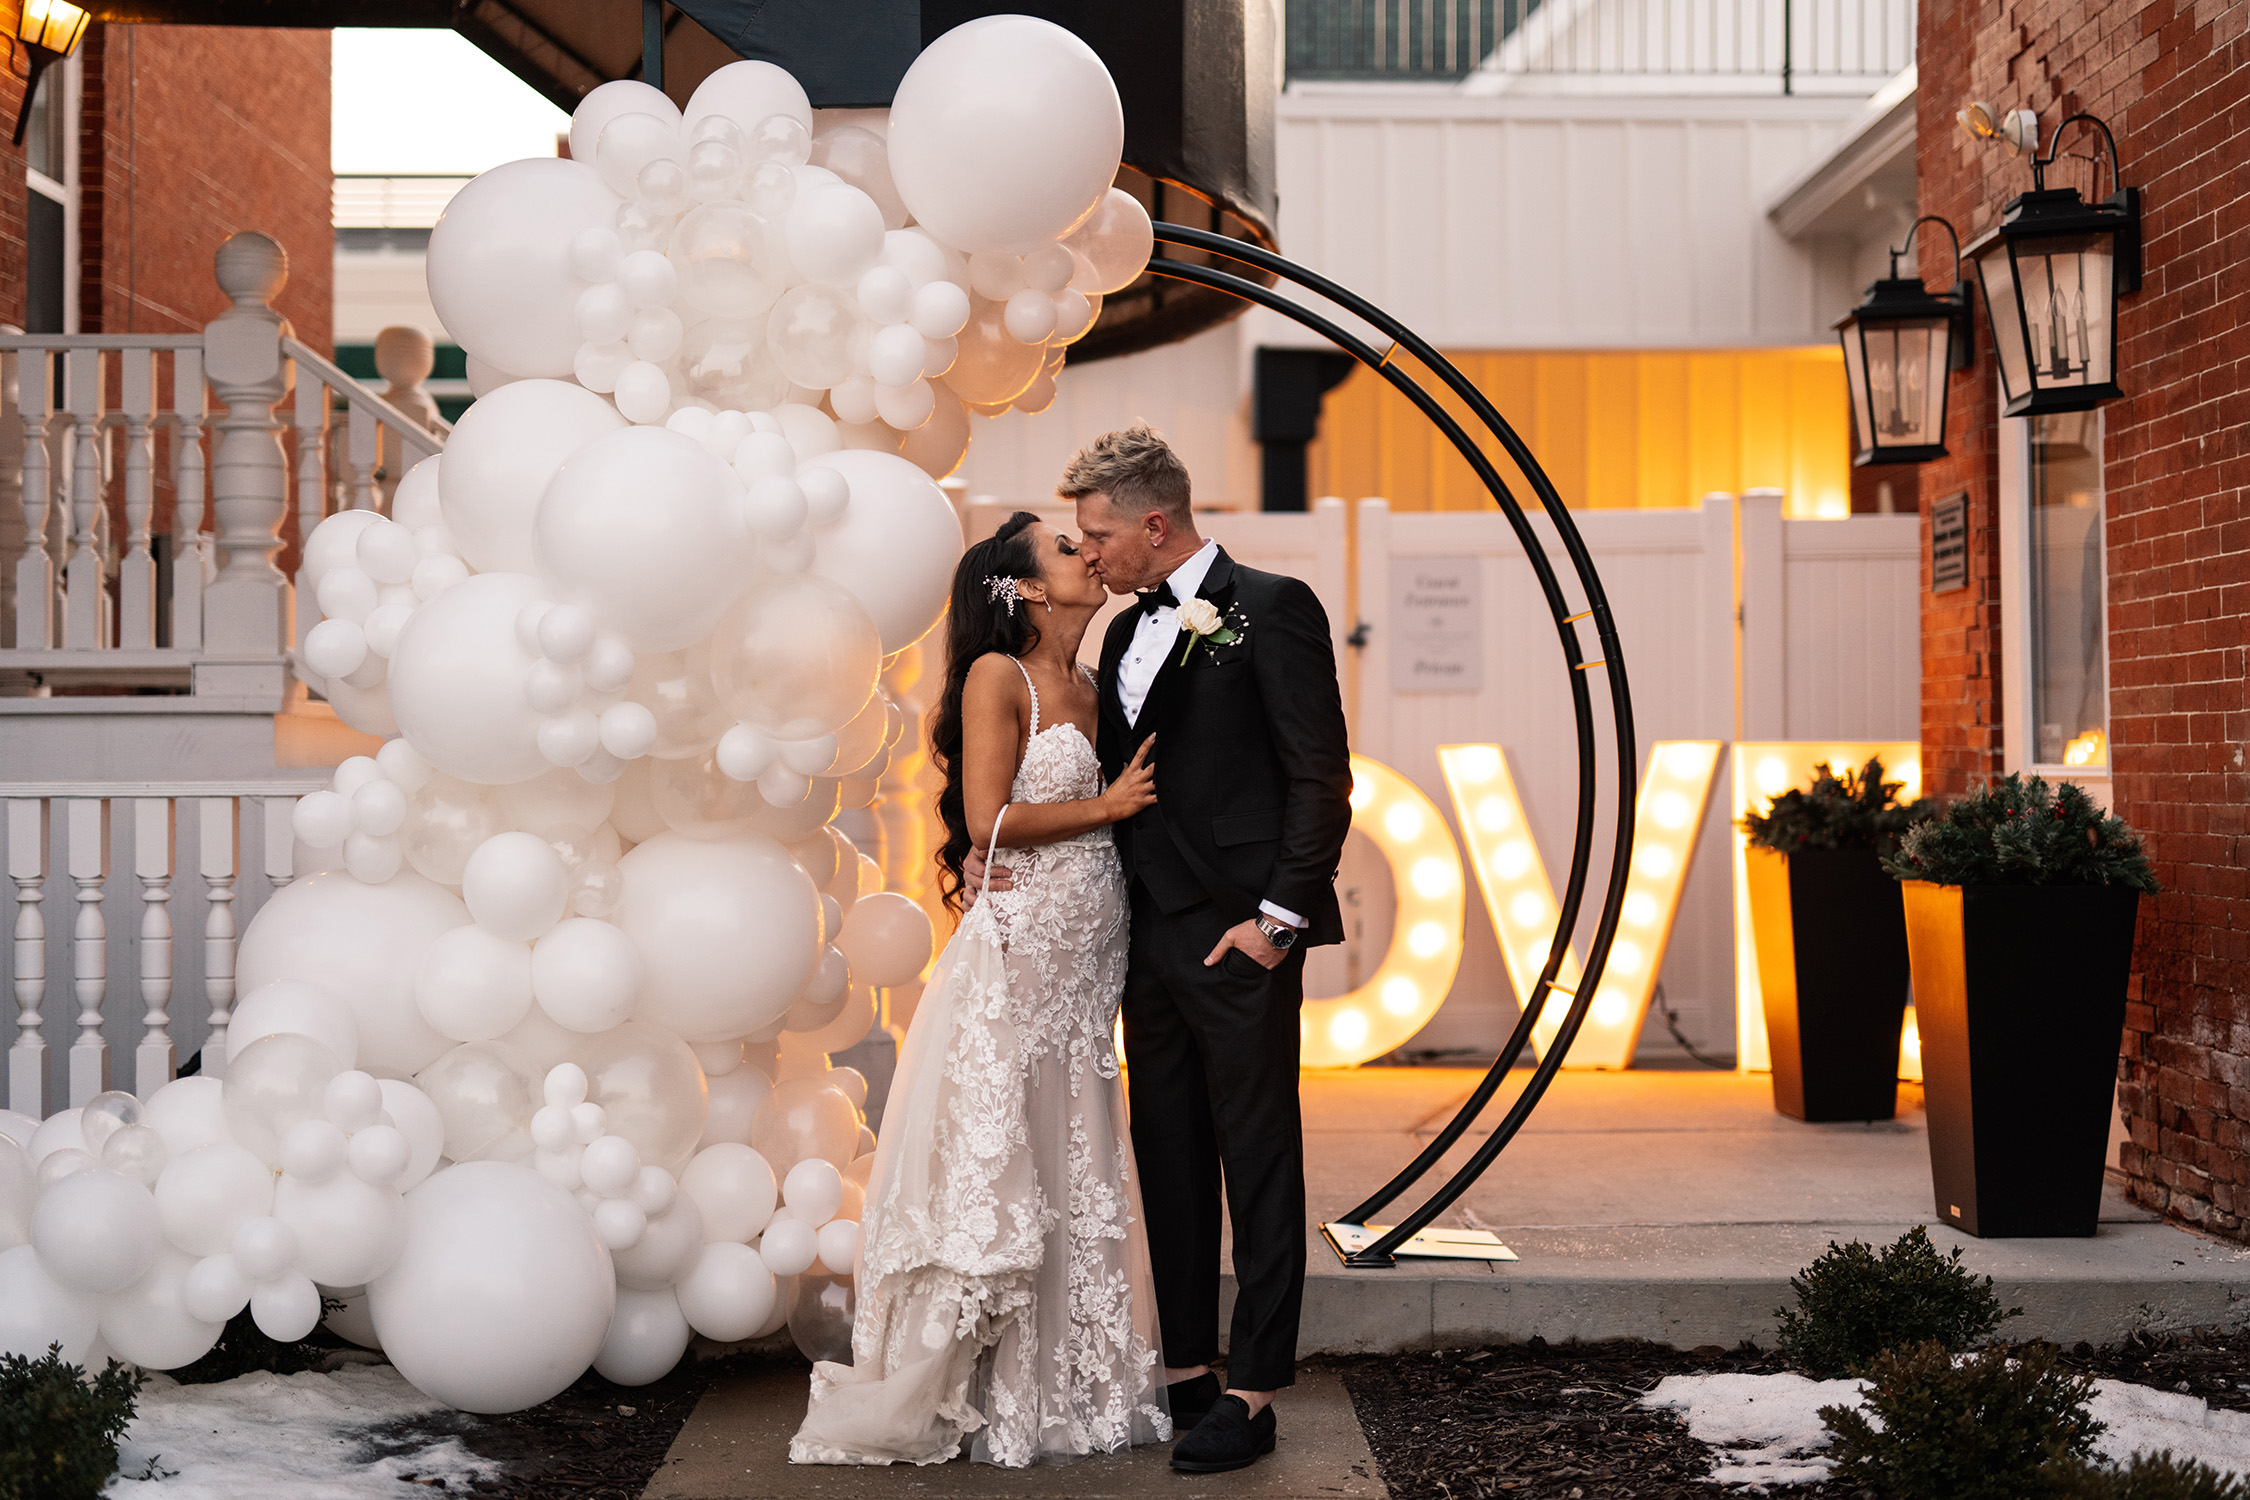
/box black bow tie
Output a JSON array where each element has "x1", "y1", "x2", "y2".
[{"x1": 1135, "y1": 582, "x2": 1181, "y2": 618}]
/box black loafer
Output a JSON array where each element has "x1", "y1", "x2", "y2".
[
  {"x1": 1165, "y1": 1371, "x2": 1222, "y2": 1426},
  {"x1": 1170, "y1": 1394, "x2": 1276, "y2": 1473}
]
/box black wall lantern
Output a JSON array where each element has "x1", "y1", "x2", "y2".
[
  {"x1": 1836, "y1": 216, "x2": 1974, "y2": 466},
  {"x1": 1970, "y1": 113, "x2": 2141, "y2": 417},
  {"x1": 11, "y1": 0, "x2": 90, "y2": 147}
]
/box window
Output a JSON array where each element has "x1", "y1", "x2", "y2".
[
  {"x1": 2001, "y1": 404, "x2": 2108, "y2": 775},
  {"x1": 21, "y1": 57, "x2": 72, "y2": 336}
]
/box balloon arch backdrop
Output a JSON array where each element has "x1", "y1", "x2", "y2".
[{"x1": 0, "y1": 14, "x2": 1632, "y2": 1410}]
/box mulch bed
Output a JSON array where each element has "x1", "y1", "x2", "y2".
[{"x1": 1340, "y1": 1329, "x2": 2250, "y2": 1499}]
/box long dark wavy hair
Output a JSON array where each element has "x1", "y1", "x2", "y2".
[{"x1": 930, "y1": 511, "x2": 1045, "y2": 914}]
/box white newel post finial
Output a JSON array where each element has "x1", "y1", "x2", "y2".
[
  {"x1": 202, "y1": 233, "x2": 295, "y2": 656},
  {"x1": 375, "y1": 325, "x2": 442, "y2": 434}
]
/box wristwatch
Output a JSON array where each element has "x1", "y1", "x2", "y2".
[{"x1": 1255, "y1": 915, "x2": 1299, "y2": 951}]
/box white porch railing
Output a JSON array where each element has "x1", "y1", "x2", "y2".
[
  {"x1": 0, "y1": 231, "x2": 447, "y2": 699},
  {"x1": 5, "y1": 783, "x2": 321, "y2": 1116}
]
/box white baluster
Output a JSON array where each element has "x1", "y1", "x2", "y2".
[
  {"x1": 118, "y1": 349, "x2": 159, "y2": 649},
  {"x1": 263, "y1": 796, "x2": 296, "y2": 893},
  {"x1": 8, "y1": 798, "x2": 48, "y2": 1117},
  {"x1": 170, "y1": 348, "x2": 209, "y2": 652},
  {"x1": 62, "y1": 349, "x2": 107, "y2": 649},
  {"x1": 198, "y1": 798, "x2": 238, "y2": 1080},
  {"x1": 66, "y1": 797, "x2": 109, "y2": 1105},
  {"x1": 13, "y1": 349, "x2": 53, "y2": 649},
  {"x1": 348, "y1": 400, "x2": 379, "y2": 513},
  {"x1": 292, "y1": 361, "x2": 330, "y2": 660},
  {"x1": 134, "y1": 798, "x2": 175, "y2": 1097},
  {"x1": 202, "y1": 233, "x2": 293, "y2": 656}
]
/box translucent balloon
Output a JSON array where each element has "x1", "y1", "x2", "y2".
[
  {"x1": 677, "y1": 1241, "x2": 777, "y2": 1342},
  {"x1": 944, "y1": 297, "x2": 1044, "y2": 406},
  {"x1": 403, "y1": 775, "x2": 499, "y2": 887},
  {"x1": 0, "y1": 1245, "x2": 99, "y2": 1363},
  {"x1": 237, "y1": 870, "x2": 469, "y2": 1079},
  {"x1": 574, "y1": 1021, "x2": 709, "y2": 1171},
  {"x1": 274, "y1": 1170, "x2": 407, "y2": 1288},
  {"x1": 569, "y1": 79, "x2": 680, "y2": 167},
  {"x1": 679, "y1": 1143, "x2": 777, "y2": 1243},
  {"x1": 33, "y1": 1169, "x2": 161, "y2": 1295},
  {"x1": 78, "y1": 1091, "x2": 142, "y2": 1159},
  {"x1": 800, "y1": 449, "x2": 965, "y2": 654},
  {"x1": 887, "y1": 16, "x2": 1122, "y2": 253},
  {"x1": 1065, "y1": 186, "x2": 1156, "y2": 295},
  {"x1": 415, "y1": 925, "x2": 535, "y2": 1042},
  {"x1": 697, "y1": 1064, "x2": 772, "y2": 1152},
  {"x1": 387, "y1": 572, "x2": 554, "y2": 786},
  {"x1": 378, "y1": 1079, "x2": 447, "y2": 1191},
  {"x1": 765, "y1": 284, "x2": 864, "y2": 390},
  {"x1": 531, "y1": 918, "x2": 643, "y2": 1034},
  {"x1": 223, "y1": 1032, "x2": 342, "y2": 1167},
  {"x1": 785, "y1": 181, "x2": 885, "y2": 286},
  {"x1": 685, "y1": 135, "x2": 747, "y2": 204},
  {"x1": 438, "y1": 379, "x2": 626, "y2": 576},
  {"x1": 596, "y1": 1285, "x2": 694, "y2": 1385},
  {"x1": 533, "y1": 426, "x2": 753, "y2": 654},
  {"x1": 899, "y1": 384, "x2": 972, "y2": 480},
  {"x1": 750, "y1": 1076, "x2": 859, "y2": 1180},
  {"x1": 707, "y1": 573, "x2": 881, "y2": 738},
  {"x1": 155, "y1": 1143, "x2": 274, "y2": 1258},
  {"x1": 613, "y1": 833, "x2": 822, "y2": 1042},
  {"x1": 839, "y1": 890, "x2": 936, "y2": 986},
  {"x1": 369, "y1": 1162, "x2": 615, "y2": 1414},
  {"x1": 670, "y1": 203, "x2": 782, "y2": 319},
  {"x1": 787, "y1": 1270, "x2": 855, "y2": 1363},
  {"x1": 678, "y1": 315, "x2": 789, "y2": 411},
  {"x1": 101, "y1": 1246, "x2": 224, "y2": 1370},
  {"x1": 811, "y1": 124, "x2": 908, "y2": 230},
  {"x1": 648, "y1": 751, "x2": 764, "y2": 840},
  {"x1": 427, "y1": 158, "x2": 621, "y2": 379},
  {"x1": 226, "y1": 979, "x2": 359, "y2": 1070},
  {"x1": 414, "y1": 1043, "x2": 534, "y2": 1163}
]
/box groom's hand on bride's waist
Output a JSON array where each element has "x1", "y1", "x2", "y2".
[{"x1": 962, "y1": 847, "x2": 1015, "y2": 907}]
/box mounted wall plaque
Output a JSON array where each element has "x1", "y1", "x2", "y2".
[{"x1": 1931, "y1": 491, "x2": 1969, "y2": 594}]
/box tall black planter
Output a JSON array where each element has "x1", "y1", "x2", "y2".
[
  {"x1": 1748, "y1": 846, "x2": 1911, "y2": 1122},
  {"x1": 1903, "y1": 881, "x2": 2140, "y2": 1238}
]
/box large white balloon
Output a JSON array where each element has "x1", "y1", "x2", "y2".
[
  {"x1": 533, "y1": 426, "x2": 753, "y2": 653},
  {"x1": 800, "y1": 448, "x2": 964, "y2": 653},
  {"x1": 274, "y1": 1170, "x2": 408, "y2": 1288},
  {"x1": 612, "y1": 833, "x2": 822, "y2": 1042},
  {"x1": 0, "y1": 1244, "x2": 98, "y2": 1363},
  {"x1": 427, "y1": 158, "x2": 621, "y2": 378},
  {"x1": 369, "y1": 1163, "x2": 615, "y2": 1413},
  {"x1": 387, "y1": 572, "x2": 553, "y2": 786},
  {"x1": 141, "y1": 1076, "x2": 230, "y2": 1156},
  {"x1": 236, "y1": 869, "x2": 468, "y2": 1079},
  {"x1": 569, "y1": 79, "x2": 680, "y2": 167},
  {"x1": 887, "y1": 17, "x2": 1122, "y2": 253},
  {"x1": 837, "y1": 890, "x2": 936, "y2": 986},
  {"x1": 225, "y1": 979, "x2": 359, "y2": 1070},
  {"x1": 100, "y1": 1247, "x2": 224, "y2": 1370},
  {"x1": 155, "y1": 1143, "x2": 275, "y2": 1258},
  {"x1": 32, "y1": 1169, "x2": 161, "y2": 1295},
  {"x1": 438, "y1": 379, "x2": 627, "y2": 576}
]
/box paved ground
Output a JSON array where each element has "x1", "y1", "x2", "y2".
[
  {"x1": 1291, "y1": 1066, "x2": 2250, "y2": 1350},
  {"x1": 643, "y1": 1363, "x2": 1385, "y2": 1499}
]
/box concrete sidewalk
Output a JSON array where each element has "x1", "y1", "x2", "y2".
[
  {"x1": 1285, "y1": 1068, "x2": 2250, "y2": 1351},
  {"x1": 643, "y1": 1364, "x2": 1385, "y2": 1499}
]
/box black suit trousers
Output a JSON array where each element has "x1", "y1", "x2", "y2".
[{"x1": 1121, "y1": 882, "x2": 1305, "y2": 1391}]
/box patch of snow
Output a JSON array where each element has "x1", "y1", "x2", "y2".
[
  {"x1": 106, "y1": 1365, "x2": 491, "y2": 1498},
  {"x1": 1642, "y1": 1371, "x2": 1864, "y2": 1486},
  {"x1": 1645, "y1": 1370, "x2": 2250, "y2": 1489}
]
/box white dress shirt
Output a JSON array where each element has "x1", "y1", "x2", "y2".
[{"x1": 1113, "y1": 538, "x2": 1305, "y2": 932}]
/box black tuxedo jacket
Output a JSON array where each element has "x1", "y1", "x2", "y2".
[{"x1": 1095, "y1": 547, "x2": 1352, "y2": 948}]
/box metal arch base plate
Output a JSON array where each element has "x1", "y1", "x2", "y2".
[{"x1": 1321, "y1": 1222, "x2": 1519, "y2": 1265}]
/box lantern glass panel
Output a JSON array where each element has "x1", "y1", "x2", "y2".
[
  {"x1": 2027, "y1": 411, "x2": 2106, "y2": 767},
  {"x1": 1864, "y1": 317, "x2": 1948, "y2": 450},
  {"x1": 2013, "y1": 231, "x2": 2114, "y2": 395},
  {"x1": 18, "y1": 1, "x2": 88, "y2": 53},
  {"x1": 1976, "y1": 240, "x2": 2031, "y2": 405},
  {"x1": 1841, "y1": 321, "x2": 1870, "y2": 455}
]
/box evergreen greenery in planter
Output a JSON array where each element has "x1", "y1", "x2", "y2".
[
  {"x1": 1881, "y1": 772, "x2": 2158, "y2": 892},
  {"x1": 1742, "y1": 755, "x2": 1928, "y2": 854}
]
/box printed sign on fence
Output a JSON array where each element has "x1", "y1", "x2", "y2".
[{"x1": 1390, "y1": 558, "x2": 1482, "y2": 693}]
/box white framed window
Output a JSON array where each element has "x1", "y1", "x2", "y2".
[
  {"x1": 19, "y1": 52, "x2": 79, "y2": 335},
  {"x1": 1998, "y1": 389, "x2": 2111, "y2": 792}
]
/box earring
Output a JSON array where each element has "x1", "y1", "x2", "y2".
[{"x1": 1043, "y1": 597, "x2": 1054, "y2": 613}]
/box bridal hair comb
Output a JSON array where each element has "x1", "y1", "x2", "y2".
[{"x1": 985, "y1": 575, "x2": 1021, "y2": 615}]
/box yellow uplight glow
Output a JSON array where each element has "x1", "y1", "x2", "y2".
[
  {"x1": 1732, "y1": 741, "x2": 1922, "y2": 1073},
  {"x1": 1442, "y1": 741, "x2": 1721, "y2": 1069},
  {"x1": 1301, "y1": 755, "x2": 1466, "y2": 1068}
]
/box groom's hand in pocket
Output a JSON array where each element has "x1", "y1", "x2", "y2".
[{"x1": 1206, "y1": 920, "x2": 1284, "y2": 972}]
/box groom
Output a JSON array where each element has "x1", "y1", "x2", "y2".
[{"x1": 1063, "y1": 424, "x2": 1353, "y2": 1473}]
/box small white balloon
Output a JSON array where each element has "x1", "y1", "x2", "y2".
[
  {"x1": 757, "y1": 1215, "x2": 819, "y2": 1277},
  {"x1": 867, "y1": 323, "x2": 928, "y2": 388},
  {"x1": 599, "y1": 701, "x2": 660, "y2": 760},
  {"x1": 815, "y1": 1216, "x2": 860, "y2": 1276},
  {"x1": 781, "y1": 1156, "x2": 844, "y2": 1228},
  {"x1": 182, "y1": 1252, "x2": 254, "y2": 1324},
  {"x1": 305, "y1": 618, "x2": 369, "y2": 679},
  {"x1": 677, "y1": 1240, "x2": 777, "y2": 1342},
  {"x1": 251, "y1": 1271, "x2": 323, "y2": 1342},
  {"x1": 531, "y1": 918, "x2": 643, "y2": 1034},
  {"x1": 909, "y1": 279, "x2": 972, "y2": 340},
  {"x1": 414, "y1": 924, "x2": 536, "y2": 1043},
  {"x1": 292, "y1": 790, "x2": 355, "y2": 850},
  {"x1": 614, "y1": 360, "x2": 673, "y2": 424},
  {"x1": 678, "y1": 1142, "x2": 777, "y2": 1243},
  {"x1": 463, "y1": 832, "x2": 571, "y2": 942},
  {"x1": 594, "y1": 1196, "x2": 648, "y2": 1250}
]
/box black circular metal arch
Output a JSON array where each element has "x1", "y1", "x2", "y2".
[{"x1": 1146, "y1": 222, "x2": 1639, "y2": 1267}]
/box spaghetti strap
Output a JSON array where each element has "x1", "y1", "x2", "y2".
[{"x1": 1009, "y1": 655, "x2": 1040, "y2": 738}]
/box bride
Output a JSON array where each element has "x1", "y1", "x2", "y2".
[{"x1": 791, "y1": 510, "x2": 1170, "y2": 1467}]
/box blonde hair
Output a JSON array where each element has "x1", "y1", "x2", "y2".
[{"x1": 1056, "y1": 423, "x2": 1192, "y2": 522}]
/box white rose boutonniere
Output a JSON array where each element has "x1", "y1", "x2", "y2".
[{"x1": 1175, "y1": 598, "x2": 1242, "y2": 665}]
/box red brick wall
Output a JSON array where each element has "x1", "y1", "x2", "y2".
[{"x1": 1916, "y1": 0, "x2": 2250, "y2": 1233}]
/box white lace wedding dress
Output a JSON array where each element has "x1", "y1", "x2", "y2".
[{"x1": 791, "y1": 659, "x2": 1171, "y2": 1468}]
